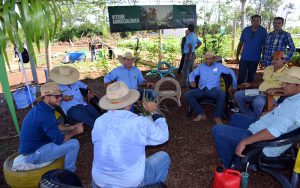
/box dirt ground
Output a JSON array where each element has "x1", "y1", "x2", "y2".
[{"x1": 0, "y1": 65, "x2": 284, "y2": 188}]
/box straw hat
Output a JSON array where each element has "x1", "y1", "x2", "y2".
[
  {"x1": 49, "y1": 66, "x2": 80, "y2": 85},
  {"x1": 277, "y1": 66, "x2": 300, "y2": 84},
  {"x1": 202, "y1": 51, "x2": 216, "y2": 59},
  {"x1": 36, "y1": 82, "x2": 61, "y2": 101},
  {"x1": 123, "y1": 52, "x2": 135, "y2": 60},
  {"x1": 99, "y1": 81, "x2": 140, "y2": 110}
]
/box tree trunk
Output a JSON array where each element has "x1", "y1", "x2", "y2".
[
  {"x1": 241, "y1": 0, "x2": 247, "y2": 29},
  {"x1": 44, "y1": 33, "x2": 52, "y2": 82},
  {"x1": 25, "y1": 40, "x2": 39, "y2": 83},
  {"x1": 232, "y1": 19, "x2": 237, "y2": 57}
]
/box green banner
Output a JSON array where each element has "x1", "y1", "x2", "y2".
[
  {"x1": 108, "y1": 5, "x2": 196, "y2": 32},
  {"x1": 0, "y1": 47, "x2": 20, "y2": 134}
]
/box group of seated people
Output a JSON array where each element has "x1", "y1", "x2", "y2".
[{"x1": 15, "y1": 49, "x2": 300, "y2": 187}]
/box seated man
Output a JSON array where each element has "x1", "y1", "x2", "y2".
[
  {"x1": 234, "y1": 51, "x2": 289, "y2": 119},
  {"x1": 104, "y1": 52, "x2": 156, "y2": 99},
  {"x1": 185, "y1": 51, "x2": 237, "y2": 124},
  {"x1": 92, "y1": 81, "x2": 170, "y2": 188},
  {"x1": 49, "y1": 66, "x2": 101, "y2": 128},
  {"x1": 212, "y1": 66, "x2": 300, "y2": 168},
  {"x1": 18, "y1": 82, "x2": 83, "y2": 172}
]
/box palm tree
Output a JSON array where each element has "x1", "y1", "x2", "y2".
[{"x1": 0, "y1": 0, "x2": 72, "y2": 134}]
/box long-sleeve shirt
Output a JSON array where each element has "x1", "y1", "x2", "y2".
[
  {"x1": 104, "y1": 65, "x2": 145, "y2": 89},
  {"x1": 92, "y1": 110, "x2": 169, "y2": 187},
  {"x1": 59, "y1": 81, "x2": 88, "y2": 114},
  {"x1": 248, "y1": 93, "x2": 300, "y2": 157},
  {"x1": 189, "y1": 62, "x2": 237, "y2": 90},
  {"x1": 262, "y1": 30, "x2": 295, "y2": 66},
  {"x1": 19, "y1": 101, "x2": 64, "y2": 155}
]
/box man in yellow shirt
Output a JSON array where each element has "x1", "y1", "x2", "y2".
[{"x1": 234, "y1": 51, "x2": 289, "y2": 119}]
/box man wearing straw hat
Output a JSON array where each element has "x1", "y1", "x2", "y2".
[
  {"x1": 212, "y1": 66, "x2": 300, "y2": 168},
  {"x1": 18, "y1": 82, "x2": 83, "y2": 172},
  {"x1": 104, "y1": 52, "x2": 156, "y2": 99},
  {"x1": 50, "y1": 66, "x2": 101, "y2": 128},
  {"x1": 185, "y1": 51, "x2": 237, "y2": 124},
  {"x1": 92, "y1": 81, "x2": 170, "y2": 188}
]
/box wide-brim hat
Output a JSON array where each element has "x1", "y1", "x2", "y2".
[
  {"x1": 99, "y1": 81, "x2": 140, "y2": 110},
  {"x1": 277, "y1": 66, "x2": 300, "y2": 84},
  {"x1": 202, "y1": 51, "x2": 216, "y2": 59},
  {"x1": 36, "y1": 82, "x2": 61, "y2": 101},
  {"x1": 49, "y1": 66, "x2": 80, "y2": 85}
]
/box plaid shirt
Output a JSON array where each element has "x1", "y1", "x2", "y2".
[{"x1": 262, "y1": 30, "x2": 295, "y2": 66}]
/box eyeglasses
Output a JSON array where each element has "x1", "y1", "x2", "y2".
[
  {"x1": 271, "y1": 57, "x2": 285, "y2": 61},
  {"x1": 47, "y1": 94, "x2": 63, "y2": 99}
]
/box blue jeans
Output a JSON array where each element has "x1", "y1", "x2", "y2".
[
  {"x1": 182, "y1": 52, "x2": 196, "y2": 87},
  {"x1": 212, "y1": 114, "x2": 255, "y2": 168},
  {"x1": 185, "y1": 87, "x2": 226, "y2": 118},
  {"x1": 26, "y1": 139, "x2": 80, "y2": 172},
  {"x1": 91, "y1": 151, "x2": 171, "y2": 188},
  {"x1": 237, "y1": 60, "x2": 259, "y2": 85},
  {"x1": 67, "y1": 104, "x2": 101, "y2": 128},
  {"x1": 234, "y1": 90, "x2": 270, "y2": 119},
  {"x1": 139, "y1": 151, "x2": 171, "y2": 186},
  {"x1": 138, "y1": 89, "x2": 157, "y2": 100}
]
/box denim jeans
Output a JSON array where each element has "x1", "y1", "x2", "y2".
[
  {"x1": 177, "y1": 53, "x2": 186, "y2": 74},
  {"x1": 26, "y1": 139, "x2": 80, "y2": 172},
  {"x1": 138, "y1": 89, "x2": 157, "y2": 100},
  {"x1": 91, "y1": 151, "x2": 171, "y2": 188},
  {"x1": 234, "y1": 90, "x2": 270, "y2": 119},
  {"x1": 185, "y1": 87, "x2": 226, "y2": 118},
  {"x1": 212, "y1": 114, "x2": 255, "y2": 168},
  {"x1": 182, "y1": 52, "x2": 196, "y2": 87},
  {"x1": 67, "y1": 104, "x2": 101, "y2": 128},
  {"x1": 237, "y1": 60, "x2": 259, "y2": 85}
]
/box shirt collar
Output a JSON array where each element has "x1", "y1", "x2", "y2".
[
  {"x1": 204, "y1": 62, "x2": 217, "y2": 67},
  {"x1": 272, "y1": 64, "x2": 288, "y2": 73},
  {"x1": 39, "y1": 101, "x2": 55, "y2": 111}
]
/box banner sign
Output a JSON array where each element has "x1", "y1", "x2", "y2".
[{"x1": 108, "y1": 5, "x2": 196, "y2": 32}]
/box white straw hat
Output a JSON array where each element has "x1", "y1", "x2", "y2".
[
  {"x1": 99, "y1": 81, "x2": 140, "y2": 110},
  {"x1": 277, "y1": 66, "x2": 300, "y2": 84},
  {"x1": 49, "y1": 66, "x2": 80, "y2": 85}
]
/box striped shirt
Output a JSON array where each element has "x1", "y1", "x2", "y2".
[{"x1": 262, "y1": 30, "x2": 295, "y2": 66}]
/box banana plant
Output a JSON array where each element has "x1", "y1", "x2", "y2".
[{"x1": 0, "y1": 0, "x2": 73, "y2": 134}]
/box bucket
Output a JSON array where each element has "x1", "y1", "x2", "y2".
[
  {"x1": 13, "y1": 89, "x2": 29, "y2": 109},
  {"x1": 24, "y1": 86, "x2": 37, "y2": 104}
]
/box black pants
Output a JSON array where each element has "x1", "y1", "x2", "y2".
[
  {"x1": 177, "y1": 53, "x2": 185, "y2": 74},
  {"x1": 237, "y1": 60, "x2": 259, "y2": 85}
]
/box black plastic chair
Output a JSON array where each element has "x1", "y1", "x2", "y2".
[
  {"x1": 40, "y1": 169, "x2": 83, "y2": 188},
  {"x1": 237, "y1": 128, "x2": 300, "y2": 188},
  {"x1": 187, "y1": 73, "x2": 234, "y2": 118}
]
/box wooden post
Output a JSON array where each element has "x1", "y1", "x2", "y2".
[
  {"x1": 231, "y1": 19, "x2": 236, "y2": 57},
  {"x1": 158, "y1": 29, "x2": 162, "y2": 63},
  {"x1": 241, "y1": 0, "x2": 247, "y2": 29},
  {"x1": 44, "y1": 33, "x2": 52, "y2": 81}
]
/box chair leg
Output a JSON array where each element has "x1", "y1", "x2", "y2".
[{"x1": 261, "y1": 167, "x2": 291, "y2": 188}]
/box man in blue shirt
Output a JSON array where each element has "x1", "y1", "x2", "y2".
[
  {"x1": 184, "y1": 51, "x2": 237, "y2": 124},
  {"x1": 262, "y1": 17, "x2": 295, "y2": 67},
  {"x1": 212, "y1": 66, "x2": 300, "y2": 168},
  {"x1": 177, "y1": 29, "x2": 189, "y2": 74},
  {"x1": 104, "y1": 52, "x2": 156, "y2": 99},
  {"x1": 236, "y1": 15, "x2": 267, "y2": 85},
  {"x1": 182, "y1": 24, "x2": 202, "y2": 87},
  {"x1": 92, "y1": 81, "x2": 170, "y2": 188},
  {"x1": 19, "y1": 82, "x2": 83, "y2": 172},
  {"x1": 50, "y1": 66, "x2": 101, "y2": 128}
]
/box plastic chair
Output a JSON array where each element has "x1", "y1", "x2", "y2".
[
  {"x1": 154, "y1": 77, "x2": 181, "y2": 107},
  {"x1": 157, "y1": 61, "x2": 176, "y2": 78},
  {"x1": 40, "y1": 169, "x2": 82, "y2": 188}
]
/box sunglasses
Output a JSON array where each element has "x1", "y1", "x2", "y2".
[
  {"x1": 271, "y1": 57, "x2": 285, "y2": 61},
  {"x1": 47, "y1": 94, "x2": 63, "y2": 99}
]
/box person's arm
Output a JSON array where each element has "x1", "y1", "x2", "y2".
[
  {"x1": 137, "y1": 69, "x2": 146, "y2": 87},
  {"x1": 286, "y1": 32, "x2": 296, "y2": 62},
  {"x1": 63, "y1": 124, "x2": 84, "y2": 142},
  {"x1": 236, "y1": 129, "x2": 275, "y2": 157},
  {"x1": 103, "y1": 69, "x2": 117, "y2": 86},
  {"x1": 58, "y1": 122, "x2": 83, "y2": 132},
  {"x1": 236, "y1": 41, "x2": 244, "y2": 64},
  {"x1": 189, "y1": 65, "x2": 201, "y2": 88},
  {"x1": 195, "y1": 38, "x2": 202, "y2": 50}
]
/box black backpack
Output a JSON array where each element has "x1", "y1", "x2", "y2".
[{"x1": 21, "y1": 48, "x2": 30, "y2": 63}]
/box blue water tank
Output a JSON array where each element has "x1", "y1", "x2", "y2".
[{"x1": 13, "y1": 89, "x2": 29, "y2": 109}]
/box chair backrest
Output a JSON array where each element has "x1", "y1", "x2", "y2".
[{"x1": 155, "y1": 77, "x2": 181, "y2": 95}]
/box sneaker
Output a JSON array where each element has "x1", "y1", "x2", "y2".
[{"x1": 192, "y1": 115, "x2": 207, "y2": 122}]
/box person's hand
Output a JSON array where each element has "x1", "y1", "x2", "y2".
[
  {"x1": 74, "y1": 123, "x2": 84, "y2": 134},
  {"x1": 259, "y1": 63, "x2": 265, "y2": 70},
  {"x1": 87, "y1": 90, "x2": 94, "y2": 101},
  {"x1": 235, "y1": 58, "x2": 240, "y2": 65},
  {"x1": 240, "y1": 83, "x2": 251, "y2": 88},
  {"x1": 188, "y1": 53, "x2": 193, "y2": 61},
  {"x1": 63, "y1": 95, "x2": 73, "y2": 102},
  {"x1": 236, "y1": 140, "x2": 247, "y2": 157},
  {"x1": 143, "y1": 102, "x2": 157, "y2": 113},
  {"x1": 266, "y1": 88, "x2": 284, "y2": 96},
  {"x1": 190, "y1": 81, "x2": 196, "y2": 88},
  {"x1": 146, "y1": 82, "x2": 155, "y2": 88}
]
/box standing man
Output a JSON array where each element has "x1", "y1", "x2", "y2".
[
  {"x1": 182, "y1": 24, "x2": 202, "y2": 87},
  {"x1": 236, "y1": 15, "x2": 267, "y2": 85},
  {"x1": 177, "y1": 29, "x2": 190, "y2": 74},
  {"x1": 18, "y1": 82, "x2": 83, "y2": 172},
  {"x1": 262, "y1": 17, "x2": 295, "y2": 67},
  {"x1": 92, "y1": 81, "x2": 170, "y2": 187}
]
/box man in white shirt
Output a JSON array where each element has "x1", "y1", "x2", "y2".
[
  {"x1": 212, "y1": 66, "x2": 300, "y2": 168},
  {"x1": 92, "y1": 81, "x2": 170, "y2": 187}
]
